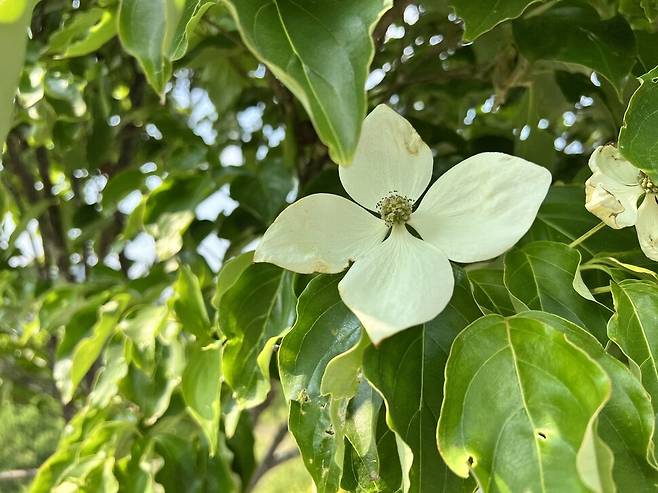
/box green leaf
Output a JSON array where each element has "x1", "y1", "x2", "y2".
[
  {"x1": 213, "y1": 251, "x2": 254, "y2": 308},
  {"x1": 172, "y1": 266, "x2": 211, "y2": 340},
  {"x1": 609, "y1": 281, "x2": 658, "y2": 427},
  {"x1": 438, "y1": 314, "x2": 612, "y2": 491},
  {"x1": 279, "y1": 274, "x2": 362, "y2": 493},
  {"x1": 363, "y1": 268, "x2": 480, "y2": 493},
  {"x1": 468, "y1": 268, "x2": 516, "y2": 316},
  {"x1": 224, "y1": 0, "x2": 392, "y2": 164},
  {"x1": 0, "y1": 2, "x2": 33, "y2": 147},
  {"x1": 504, "y1": 241, "x2": 612, "y2": 342},
  {"x1": 120, "y1": 339, "x2": 185, "y2": 424},
  {"x1": 55, "y1": 294, "x2": 130, "y2": 403},
  {"x1": 521, "y1": 311, "x2": 658, "y2": 490},
  {"x1": 451, "y1": 0, "x2": 538, "y2": 41},
  {"x1": 118, "y1": 0, "x2": 184, "y2": 94},
  {"x1": 619, "y1": 68, "x2": 658, "y2": 181},
  {"x1": 231, "y1": 159, "x2": 294, "y2": 224},
  {"x1": 48, "y1": 7, "x2": 117, "y2": 59},
  {"x1": 181, "y1": 341, "x2": 222, "y2": 456},
  {"x1": 169, "y1": 0, "x2": 215, "y2": 61},
  {"x1": 0, "y1": 0, "x2": 28, "y2": 23},
  {"x1": 219, "y1": 263, "x2": 296, "y2": 408},
  {"x1": 513, "y1": 1, "x2": 636, "y2": 96}
]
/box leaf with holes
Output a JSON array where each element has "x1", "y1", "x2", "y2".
[
  {"x1": 279, "y1": 274, "x2": 363, "y2": 493},
  {"x1": 438, "y1": 314, "x2": 613, "y2": 492}
]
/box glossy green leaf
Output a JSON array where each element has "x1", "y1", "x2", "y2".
[
  {"x1": 224, "y1": 0, "x2": 392, "y2": 164},
  {"x1": 522, "y1": 311, "x2": 658, "y2": 490},
  {"x1": 55, "y1": 294, "x2": 130, "y2": 403},
  {"x1": 172, "y1": 266, "x2": 211, "y2": 340},
  {"x1": 219, "y1": 263, "x2": 295, "y2": 408},
  {"x1": 504, "y1": 241, "x2": 612, "y2": 342},
  {"x1": 48, "y1": 7, "x2": 117, "y2": 58},
  {"x1": 279, "y1": 274, "x2": 362, "y2": 493},
  {"x1": 619, "y1": 68, "x2": 658, "y2": 181},
  {"x1": 451, "y1": 0, "x2": 538, "y2": 41},
  {"x1": 363, "y1": 268, "x2": 481, "y2": 493},
  {"x1": 513, "y1": 2, "x2": 636, "y2": 96},
  {"x1": 181, "y1": 341, "x2": 222, "y2": 456},
  {"x1": 118, "y1": 0, "x2": 184, "y2": 94},
  {"x1": 438, "y1": 314, "x2": 612, "y2": 491},
  {"x1": 609, "y1": 281, "x2": 658, "y2": 426},
  {"x1": 468, "y1": 268, "x2": 515, "y2": 316},
  {"x1": 0, "y1": 1, "x2": 33, "y2": 147},
  {"x1": 169, "y1": 0, "x2": 215, "y2": 61}
]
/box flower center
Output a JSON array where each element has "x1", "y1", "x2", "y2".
[
  {"x1": 639, "y1": 172, "x2": 658, "y2": 194},
  {"x1": 377, "y1": 191, "x2": 413, "y2": 226}
]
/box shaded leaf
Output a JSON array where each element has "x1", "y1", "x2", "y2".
[
  {"x1": 513, "y1": 1, "x2": 636, "y2": 96},
  {"x1": 279, "y1": 274, "x2": 362, "y2": 493},
  {"x1": 451, "y1": 0, "x2": 538, "y2": 41},
  {"x1": 504, "y1": 241, "x2": 612, "y2": 342},
  {"x1": 181, "y1": 341, "x2": 222, "y2": 455},
  {"x1": 619, "y1": 67, "x2": 658, "y2": 181},
  {"x1": 363, "y1": 268, "x2": 480, "y2": 493},
  {"x1": 219, "y1": 263, "x2": 296, "y2": 408}
]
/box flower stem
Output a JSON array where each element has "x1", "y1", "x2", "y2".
[
  {"x1": 569, "y1": 222, "x2": 606, "y2": 248},
  {"x1": 591, "y1": 285, "x2": 612, "y2": 295}
]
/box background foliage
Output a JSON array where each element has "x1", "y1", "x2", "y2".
[{"x1": 0, "y1": 0, "x2": 657, "y2": 492}]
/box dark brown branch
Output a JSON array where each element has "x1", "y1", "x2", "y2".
[{"x1": 245, "y1": 424, "x2": 295, "y2": 493}]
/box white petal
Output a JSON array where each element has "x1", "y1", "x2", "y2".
[
  {"x1": 339, "y1": 104, "x2": 433, "y2": 211},
  {"x1": 254, "y1": 194, "x2": 388, "y2": 274},
  {"x1": 409, "y1": 152, "x2": 551, "y2": 263},
  {"x1": 338, "y1": 225, "x2": 454, "y2": 344},
  {"x1": 585, "y1": 146, "x2": 644, "y2": 229},
  {"x1": 636, "y1": 194, "x2": 658, "y2": 262},
  {"x1": 589, "y1": 145, "x2": 641, "y2": 185}
]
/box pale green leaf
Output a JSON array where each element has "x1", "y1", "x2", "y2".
[
  {"x1": 181, "y1": 341, "x2": 222, "y2": 456},
  {"x1": 55, "y1": 294, "x2": 130, "y2": 403},
  {"x1": 0, "y1": 1, "x2": 33, "y2": 147},
  {"x1": 513, "y1": 1, "x2": 636, "y2": 96},
  {"x1": 172, "y1": 266, "x2": 211, "y2": 340}
]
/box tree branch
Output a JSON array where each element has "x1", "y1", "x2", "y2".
[{"x1": 245, "y1": 423, "x2": 298, "y2": 493}]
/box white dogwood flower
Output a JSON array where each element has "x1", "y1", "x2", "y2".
[
  {"x1": 585, "y1": 144, "x2": 658, "y2": 261},
  {"x1": 254, "y1": 105, "x2": 552, "y2": 343}
]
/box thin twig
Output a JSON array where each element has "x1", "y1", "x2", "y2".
[{"x1": 245, "y1": 424, "x2": 294, "y2": 493}]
